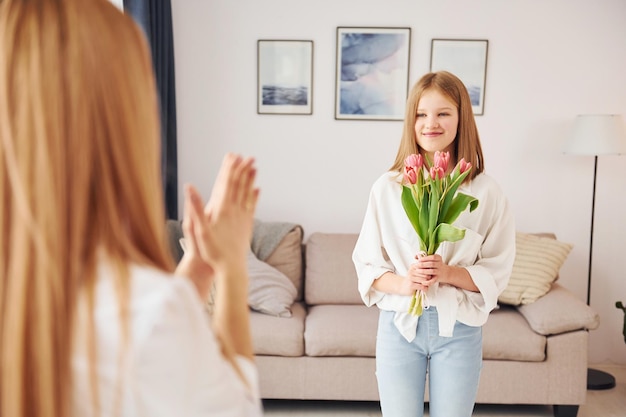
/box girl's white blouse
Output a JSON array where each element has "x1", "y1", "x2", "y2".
[
  {"x1": 352, "y1": 171, "x2": 516, "y2": 342},
  {"x1": 72, "y1": 263, "x2": 262, "y2": 417}
]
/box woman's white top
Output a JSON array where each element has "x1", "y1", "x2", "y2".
[
  {"x1": 72, "y1": 263, "x2": 262, "y2": 417},
  {"x1": 353, "y1": 171, "x2": 516, "y2": 342}
]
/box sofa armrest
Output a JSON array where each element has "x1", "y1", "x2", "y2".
[{"x1": 516, "y1": 283, "x2": 599, "y2": 335}]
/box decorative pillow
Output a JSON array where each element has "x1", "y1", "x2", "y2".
[
  {"x1": 176, "y1": 238, "x2": 297, "y2": 317},
  {"x1": 247, "y1": 250, "x2": 297, "y2": 317},
  {"x1": 498, "y1": 232, "x2": 573, "y2": 306},
  {"x1": 264, "y1": 226, "x2": 304, "y2": 300}
]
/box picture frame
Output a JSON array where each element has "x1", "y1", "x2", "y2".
[
  {"x1": 335, "y1": 27, "x2": 411, "y2": 121},
  {"x1": 257, "y1": 40, "x2": 314, "y2": 115},
  {"x1": 430, "y1": 39, "x2": 489, "y2": 115}
]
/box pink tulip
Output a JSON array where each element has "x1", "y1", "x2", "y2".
[
  {"x1": 404, "y1": 153, "x2": 423, "y2": 170},
  {"x1": 404, "y1": 168, "x2": 417, "y2": 184},
  {"x1": 430, "y1": 166, "x2": 445, "y2": 180},
  {"x1": 458, "y1": 158, "x2": 472, "y2": 174},
  {"x1": 404, "y1": 154, "x2": 423, "y2": 185},
  {"x1": 433, "y1": 151, "x2": 450, "y2": 172}
]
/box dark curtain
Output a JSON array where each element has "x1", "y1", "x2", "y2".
[{"x1": 124, "y1": 0, "x2": 178, "y2": 219}]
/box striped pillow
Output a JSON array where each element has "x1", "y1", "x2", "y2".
[{"x1": 498, "y1": 233, "x2": 573, "y2": 305}]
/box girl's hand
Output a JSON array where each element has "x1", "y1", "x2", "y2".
[
  {"x1": 407, "y1": 253, "x2": 449, "y2": 288},
  {"x1": 410, "y1": 253, "x2": 477, "y2": 291}
]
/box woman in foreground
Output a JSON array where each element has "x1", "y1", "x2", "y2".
[{"x1": 0, "y1": 0, "x2": 261, "y2": 416}]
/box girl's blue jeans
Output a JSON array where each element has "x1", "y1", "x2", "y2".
[{"x1": 375, "y1": 307, "x2": 482, "y2": 417}]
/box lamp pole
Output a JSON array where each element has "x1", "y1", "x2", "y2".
[
  {"x1": 586, "y1": 156, "x2": 597, "y2": 306},
  {"x1": 585, "y1": 154, "x2": 616, "y2": 390},
  {"x1": 563, "y1": 114, "x2": 626, "y2": 391}
]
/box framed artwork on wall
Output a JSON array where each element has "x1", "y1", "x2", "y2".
[
  {"x1": 257, "y1": 40, "x2": 314, "y2": 115},
  {"x1": 335, "y1": 27, "x2": 411, "y2": 121},
  {"x1": 430, "y1": 39, "x2": 489, "y2": 115}
]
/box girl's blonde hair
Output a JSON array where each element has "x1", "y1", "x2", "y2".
[
  {"x1": 0, "y1": 0, "x2": 174, "y2": 415},
  {"x1": 390, "y1": 71, "x2": 485, "y2": 180}
]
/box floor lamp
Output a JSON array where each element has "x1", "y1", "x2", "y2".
[{"x1": 563, "y1": 114, "x2": 626, "y2": 390}]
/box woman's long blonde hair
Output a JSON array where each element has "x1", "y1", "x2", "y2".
[
  {"x1": 390, "y1": 71, "x2": 484, "y2": 181},
  {"x1": 0, "y1": 0, "x2": 174, "y2": 416}
]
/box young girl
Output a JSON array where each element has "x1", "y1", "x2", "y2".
[{"x1": 352, "y1": 71, "x2": 516, "y2": 417}]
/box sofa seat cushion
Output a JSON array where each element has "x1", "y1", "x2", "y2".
[
  {"x1": 482, "y1": 306, "x2": 546, "y2": 362},
  {"x1": 304, "y1": 304, "x2": 546, "y2": 362},
  {"x1": 305, "y1": 305, "x2": 378, "y2": 357},
  {"x1": 251, "y1": 302, "x2": 305, "y2": 356}
]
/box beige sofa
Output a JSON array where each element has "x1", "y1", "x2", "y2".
[{"x1": 249, "y1": 227, "x2": 600, "y2": 417}]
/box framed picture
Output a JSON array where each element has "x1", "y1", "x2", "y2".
[
  {"x1": 257, "y1": 40, "x2": 313, "y2": 115},
  {"x1": 430, "y1": 39, "x2": 489, "y2": 115},
  {"x1": 335, "y1": 27, "x2": 411, "y2": 121}
]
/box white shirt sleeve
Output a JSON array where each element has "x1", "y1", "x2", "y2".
[
  {"x1": 456, "y1": 175, "x2": 516, "y2": 316},
  {"x1": 352, "y1": 174, "x2": 397, "y2": 307},
  {"x1": 72, "y1": 265, "x2": 263, "y2": 417},
  {"x1": 132, "y1": 276, "x2": 263, "y2": 417}
]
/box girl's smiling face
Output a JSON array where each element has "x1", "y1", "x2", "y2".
[{"x1": 414, "y1": 89, "x2": 459, "y2": 161}]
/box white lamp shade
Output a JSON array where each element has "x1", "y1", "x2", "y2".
[{"x1": 563, "y1": 114, "x2": 626, "y2": 156}]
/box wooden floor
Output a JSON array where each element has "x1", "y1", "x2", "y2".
[{"x1": 262, "y1": 363, "x2": 626, "y2": 417}]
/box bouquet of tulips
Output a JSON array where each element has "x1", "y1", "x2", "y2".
[{"x1": 401, "y1": 151, "x2": 479, "y2": 316}]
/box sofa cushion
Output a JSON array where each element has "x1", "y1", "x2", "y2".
[
  {"x1": 247, "y1": 250, "x2": 297, "y2": 317},
  {"x1": 265, "y1": 226, "x2": 304, "y2": 301},
  {"x1": 498, "y1": 232, "x2": 573, "y2": 306},
  {"x1": 304, "y1": 305, "x2": 378, "y2": 357},
  {"x1": 482, "y1": 306, "x2": 547, "y2": 361},
  {"x1": 250, "y1": 302, "x2": 305, "y2": 356},
  {"x1": 305, "y1": 233, "x2": 362, "y2": 305},
  {"x1": 303, "y1": 303, "x2": 547, "y2": 362},
  {"x1": 517, "y1": 283, "x2": 600, "y2": 335}
]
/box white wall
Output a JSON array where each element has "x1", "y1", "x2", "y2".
[{"x1": 171, "y1": 0, "x2": 626, "y2": 365}]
